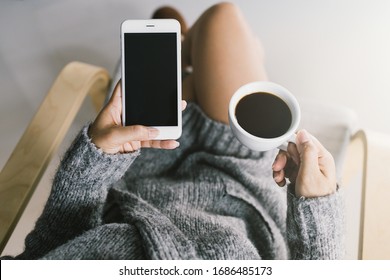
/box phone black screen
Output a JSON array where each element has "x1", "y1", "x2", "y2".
[{"x1": 123, "y1": 33, "x2": 178, "y2": 126}]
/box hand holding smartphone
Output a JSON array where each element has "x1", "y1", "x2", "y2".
[{"x1": 121, "y1": 19, "x2": 182, "y2": 140}]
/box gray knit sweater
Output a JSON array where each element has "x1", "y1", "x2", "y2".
[{"x1": 3, "y1": 103, "x2": 343, "y2": 260}]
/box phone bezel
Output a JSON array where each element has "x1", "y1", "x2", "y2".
[{"x1": 120, "y1": 19, "x2": 182, "y2": 140}]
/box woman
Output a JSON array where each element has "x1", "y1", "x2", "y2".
[{"x1": 2, "y1": 3, "x2": 343, "y2": 260}]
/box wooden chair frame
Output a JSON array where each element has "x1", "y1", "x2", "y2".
[
  {"x1": 0, "y1": 62, "x2": 110, "y2": 252},
  {"x1": 342, "y1": 130, "x2": 390, "y2": 259}
]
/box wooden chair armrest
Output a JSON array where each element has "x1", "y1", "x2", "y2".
[
  {"x1": 360, "y1": 130, "x2": 390, "y2": 259},
  {"x1": 0, "y1": 62, "x2": 110, "y2": 253},
  {"x1": 342, "y1": 129, "x2": 390, "y2": 259}
]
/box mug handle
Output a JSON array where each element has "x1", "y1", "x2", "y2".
[{"x1": 278, "y1": 134, "x2": 296, "y2": 151}]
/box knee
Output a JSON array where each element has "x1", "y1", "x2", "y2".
[
  {"x1": 205, "y1": 2, "x2": 242, "y2": 24},
  {"x1": 210, "y1": 2, "x2": 240, "y2": 14}
]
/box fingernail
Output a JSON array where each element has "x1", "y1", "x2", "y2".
[
  {"x1": 173, "y1": 141, "x2": 180, "y2": 148},
  {"x1": 182, "y1": 100, "x2": 187, "y2": 109},
  {"x1": 148, "y1": 128, "x2": 159, "y2": 139}
]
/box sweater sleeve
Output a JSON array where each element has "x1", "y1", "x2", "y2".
[
  {"x1": 286, "y1": 185, "x2": 344, "y2": 259},
  {"x1": 15, "y1": 125, "x2": 139, "y2": 259}
]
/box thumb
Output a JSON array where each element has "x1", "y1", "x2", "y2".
[
  {"x1": 106, "y1": 80, "x2": 122, "y2": 107},
  {"x1": 296, "y1": 129, "x2": 319, "y2": 175}
]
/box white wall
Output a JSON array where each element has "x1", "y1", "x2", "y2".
[{"x1": 1, "y1": 1, "x2": 389, "y2": 169}]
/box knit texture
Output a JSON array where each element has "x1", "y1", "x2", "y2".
[{"x1": 2, "y1": 103, "x2": 344, "y2": 260}]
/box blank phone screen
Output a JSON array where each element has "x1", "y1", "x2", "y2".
[{"x1": 123, "y1": 33, "x2": 178, "y2": 126}]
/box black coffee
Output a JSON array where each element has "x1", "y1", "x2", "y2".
[{"x1": 235, "y1": 92, "x2": 292, "y2": 138}]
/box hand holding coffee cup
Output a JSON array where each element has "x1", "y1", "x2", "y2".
[
  {"x1": 228, "y1": 81, "x2": 300, "y2": 151},
  {"x1": 272, "y1": 129, "x2": 337, "y2": 197},
  {"x1": 228, "y1": 81, "x2": 337, "y2": 198}
]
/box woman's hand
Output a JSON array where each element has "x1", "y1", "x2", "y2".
[
  {"x1": 88, "y1": 81, "x2": 186, "y2": 154},
  {"x1": 272, "y1": 130, "x2": 337, "y2": 198}
]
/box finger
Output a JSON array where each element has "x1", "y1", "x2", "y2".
[
  {"x1": 298, "y1": 131, "x2": 335, "y2": 179},
  {"x1": 99, "y1": 80, "x2": 122, "y2": 126},
  {"x1": 111, "y1": 125, "x2": 159, "y2": 145},
  {"x1": 182, "y1": 100, "x2": 187, "y2": 111},
  {"x1": 296, "y1": 129, "x2": 320, "y2": 176},
  {"x1": 121, "y1": 142, "x2": 134, "y2": 153},
  {"x1": 140, "y1": 140, "x2": 172, "y2": 149},
  {"x1": 310, "y1": 134, "x2": 336, "y2": 178},
  {"x1": 309, "y1": 133, "x2": 329, "y2": 155},
  {"x1": 287, "y1": 142, "x2": 300, "y2": 165},
  {"x1": 273, "y1": 169, "x2": 286, "y2": 187},
  {"x1": 107, "y1": 80, "x2": 122, "y2": 107},
  {"x1": 141, "y1": 140, "x2": 180, "y2": 149},
  {"x1": 160, "y1": 140, "x2": 180, "y2": 149},
  {"x1": 301, "y1": 132, "x2": 333, "y2": 164},
  {"x1": 121, "y1": 141, "x2": 141, "y2": 153},
  {"x1": 272, "y1": 151, "x2": 288, "y2": 172},
  {"x1": 132, "y1": 141, "x2": 141, "y2": 151},
  {"x1": 283, "y1": 159, "x2": 299, "y2": 184},
  {"x1": 278, "y1": 179, "x2": 286, "y2": 187}
]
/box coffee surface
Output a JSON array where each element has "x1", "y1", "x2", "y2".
[{"x1": 235, "y1": 92, "x2": 292, "y2": 138}]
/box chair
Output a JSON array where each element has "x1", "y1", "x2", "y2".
[
  {"x1": 0, "y1": 61, "x2": 389, "y2": 259},
  {"x1": 0, "y1": 61, "x2": 110, "y2": 253},
  {"x1": 342, "y1": 130, "x2": 390, "y2": 259},
  {"x1": 298, "y1": 100, "x2": 390, "y2": 259}
]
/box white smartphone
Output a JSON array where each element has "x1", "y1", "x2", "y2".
[{"x1": 121, "y1": 19, "x2": 182, "y2": 140}]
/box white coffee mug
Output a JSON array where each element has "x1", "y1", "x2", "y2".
[{"x1": 228, "y1": 81, "x2": 300, "y2": 151}]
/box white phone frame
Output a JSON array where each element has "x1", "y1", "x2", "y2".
[{"x1": 120, "y1": 19, "x2": 182, "y2": 140}]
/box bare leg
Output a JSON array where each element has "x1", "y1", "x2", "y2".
[{"x1": 182, "y1": 2, "x2": 267, "y2": 124}]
